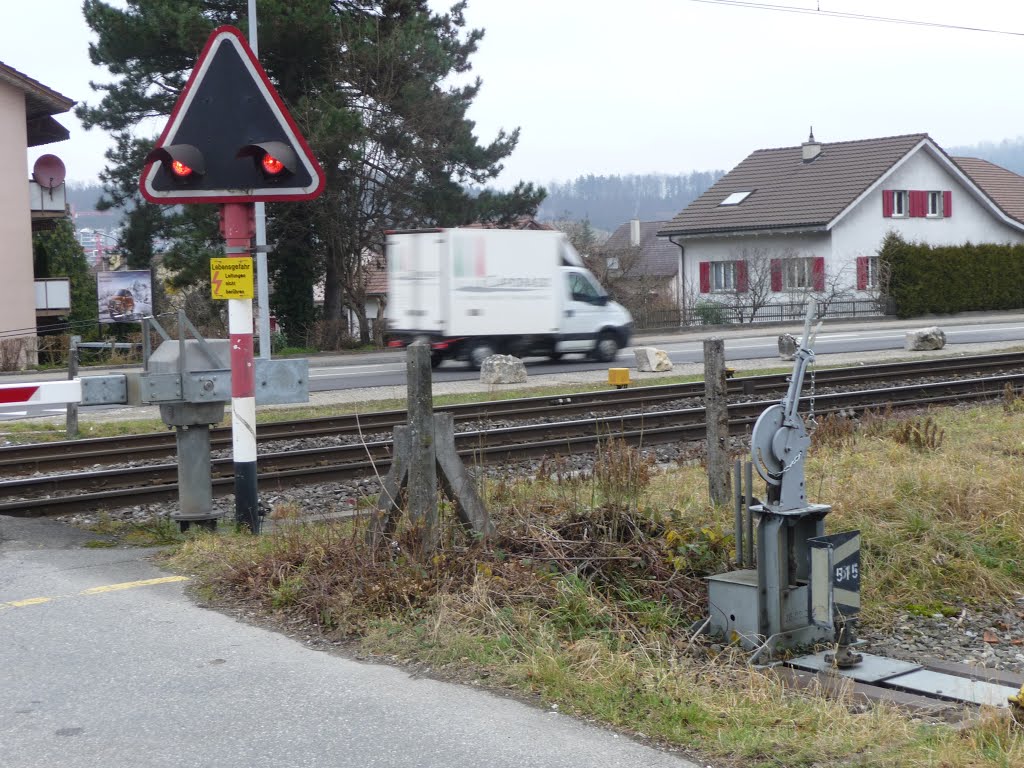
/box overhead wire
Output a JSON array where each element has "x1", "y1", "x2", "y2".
[{"x1": 683, "y1": 0, "x2": 1024, "y2": 38}]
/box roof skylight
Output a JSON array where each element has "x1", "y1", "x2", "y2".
[{"x1": 720, "y1": 191, "x2": 753, "y2": 206}]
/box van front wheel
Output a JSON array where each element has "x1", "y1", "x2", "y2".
[
  {"x1": 468, "y1": 341, "x2": 496, "y2": 370},
  {"x1": 593, "y1": 331, "x2": 619, "y2": 363}
]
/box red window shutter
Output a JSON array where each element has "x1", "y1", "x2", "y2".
[
  {"x1": 770, "y1": 259, "x2": 782, "y2": 292},
  {"x1": 943, "y1": 190, "x2": 952, "y2": 217},
  {"x1": 856, "y1": 256, "x2": 868, "y2": 290},
  {"x1": 910, "y1": 190, "x2": 926, "y2": 217},
  {"x1": 699, "y1": 261, "x2": 710, "y2": 293},
  {"x1": 882, "y1": 190, "x2": 893, "y2": 218},
  {"x1": 812, "y1": 257, "x2": 825, "y2": 291},
  {"x1": 736, "y1": 260, "x2": 748, "y2": 292}
]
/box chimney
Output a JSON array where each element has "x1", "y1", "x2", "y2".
[
  {"x1": 802, "y1": 126, "x2": 821, "y2": 162},
  {"x1": 630, "y1": 218, "x2": 641, "y2": 247}
]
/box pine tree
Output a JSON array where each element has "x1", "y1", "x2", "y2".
[{"x1": 78, "y1": 0, "x2": 544, "y2": 345}]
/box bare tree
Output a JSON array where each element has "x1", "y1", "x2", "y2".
[
  {"x1": 699, "y1": 246, "x2": 792, "y2": 324},
  {"x1": 686, "y1": 247, "x2": 859, "y2": 326},
  {"x1": 782, "y1": 259, "x2": 855, "y2": 318}
]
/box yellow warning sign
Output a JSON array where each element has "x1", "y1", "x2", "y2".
[{"x1": 210, "y1": 257, "x2": 254, "y2": 300}]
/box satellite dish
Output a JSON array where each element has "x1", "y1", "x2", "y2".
[{"x1": 32, "y1": 154, "x2": 66, "y2": 189}]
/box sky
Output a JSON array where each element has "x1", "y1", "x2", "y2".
[{"x1": 8, "y1": 0, "x2": 1024, "y2": 188}]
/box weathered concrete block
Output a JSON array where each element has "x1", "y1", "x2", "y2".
[
  {"x1": 479, "y1": 354, "x2": 527, "y2": 384},
  {"x1": 634, "y1": 346, "x2": 673, "y2": 372},
  {"x1": 778, "y1": 334, "x2": 798, "y2": 360},
  {"x1": 904, "y1": 326, "x2": 946, "y2": 351}
]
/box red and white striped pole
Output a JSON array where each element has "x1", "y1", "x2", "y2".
[{"x1": 219, "y1": 202, "x2": 260, "y2": 533}]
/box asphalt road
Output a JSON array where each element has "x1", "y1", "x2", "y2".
[
  {"x1": 4, "y1": 313, "x2": 1024, "y2": 421},
  {"x1": 0, "y1": 517, "x2": 701, "y2": 768},
  {"x1": 303, "y1": 316, "x2": 1024, "y2": 391}
]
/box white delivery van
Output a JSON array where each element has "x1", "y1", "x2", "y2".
[{"x1": 385, "y1": 228, "x2": 633, "y2": 368}]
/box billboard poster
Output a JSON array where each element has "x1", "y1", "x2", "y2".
[{"x1": 96, "y1": 270, "x2": 153, "y2": 324}]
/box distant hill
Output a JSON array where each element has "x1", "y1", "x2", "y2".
[
  {"x1": 66, "y1": 183, "x2": 123, "y2": 230},
  {"x1": 947, "y1": 137, "x2": 1024, "y2": 176},
  {"x1": 536, "y1": 171, "x2": 723, "y2": 231}
]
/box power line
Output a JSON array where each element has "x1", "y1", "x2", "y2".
[{"x1": 684, "y1": 0, "x2": 1024, "y2": 37}]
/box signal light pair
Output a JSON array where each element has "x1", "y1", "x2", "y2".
[{"x1": 145, "y1": 141, "x2": 297, "y2": 183}]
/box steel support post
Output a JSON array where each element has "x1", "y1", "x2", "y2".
[
  {"x1": 220, "y1": 202, "x2": 260, "y2": 533},
  {"x1": 174, "y1": 424, "x2": 214, "y2": 529}
]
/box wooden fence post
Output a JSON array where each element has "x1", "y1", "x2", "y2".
[
  {"x1": 704, "y1": 337, "x2": 731, "y2": 505},
  {"x1": 406, "y1": 342, "x2": 438, "y2": 555}
]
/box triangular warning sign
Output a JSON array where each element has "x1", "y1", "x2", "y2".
[{"x1": 140, "y1": 26, "x2": 325, "y2": 204}]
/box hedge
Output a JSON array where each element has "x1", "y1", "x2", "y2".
[{"x1": 880, "y1": 232, "x2": 1024, "y2": 318}]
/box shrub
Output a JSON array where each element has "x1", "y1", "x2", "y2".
[{"x1": 694, "y1": 300, "x2": 728, "y2": 326}]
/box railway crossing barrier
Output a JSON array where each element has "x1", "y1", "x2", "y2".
[{"x1": 1, "y1": 312, "x2": 309, "y2": 532}]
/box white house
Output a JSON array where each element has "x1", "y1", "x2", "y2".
[
  {"x1": 0, "y1": 61, "x2": 74, "y2": 364},
  {"x1": 602, "y1": 218, "x2": 682, "y2": 303},
  {"x1": 658, "y1": 132, "x2": 1024, "y2": 312}
]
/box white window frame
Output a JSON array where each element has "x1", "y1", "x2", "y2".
[
  {"x1": 711, "y1": 261, "x2": 737, "y2": 292},
  {"x1": 927, "y1": 191, "x2": 944, "y2": 218},
  {"x1": 720, "y1": 190, "x2": 753, "y2": 206},
  {"x1": 865, "y1": 256, "x2": 880, "y2": 289},
  {"x1": 891, "y1": 190, "x2": 908, "y2": 218},
  {"x1": 605, "y1": 255, "x2": 620, "y2": 272},
  {"x1": 783, "y1": 258, "x2": 815, "y2": 290}
]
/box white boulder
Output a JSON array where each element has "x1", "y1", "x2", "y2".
[
  {"x1": 778, "y1": 334, "x2": 798, "y2": 361},
  {"x1": 904, "y1": 327, "x2": 946, "y2": 351},
  {"x1": 634, "y1": 346, "x2": 673, "y2": 372},
  {"x1": 479, "y1": 354, "x2": 528, "y2": 384}
]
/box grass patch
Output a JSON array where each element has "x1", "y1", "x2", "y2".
[
  {"x1": 82, "y1": 539, "x2": 116, "y2": 549},
  {"x1": 87, "y1": 513, "x2": 187, "y2": 547},
  {"x1": 168, "y1": 412, "x2": 1024, "y2": 767}
]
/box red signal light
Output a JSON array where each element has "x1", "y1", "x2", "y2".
[
  {"x1": 171, "y1": 160, "x2": 194, "y2": 178},
  {"x1": 261, "y1": 154, "x2": 285, "y2": 176}
]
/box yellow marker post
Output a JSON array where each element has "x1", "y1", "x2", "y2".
[
  {"x1": 210, "y1": 256, "x2": 255, "y2": 300},
  {"x1": 608, "y1": 368, "x2": 630, "y2": 389}
]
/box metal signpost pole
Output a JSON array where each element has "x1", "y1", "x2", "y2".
[
  {"x1": 220, "y1": 202, "x2": 260, "y2": 533},
  {"x1": 248, "y1": 0, "x2": 272, "y2": 360},
  {"x1": 137, "y1": 25, "x2": 326, "y2": 535}
]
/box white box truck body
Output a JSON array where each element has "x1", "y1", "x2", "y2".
[{"x1": 386, "y1": 228, "x2": 633, "y2": 368}]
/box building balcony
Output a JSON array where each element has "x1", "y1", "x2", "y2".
[{"x1": 30, "y1": 179, "x2": 68, "y2": 231}]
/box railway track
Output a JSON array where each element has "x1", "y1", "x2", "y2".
[
  {"x1": 4, "y1": 350, "x2": 1024, "y2": 475},
  {"x1": 3, "y1": 370, "x2": 1023, "y2": 516}
]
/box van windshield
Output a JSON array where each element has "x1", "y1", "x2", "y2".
[{"x1": 569, "y1": 272, "x2": 607, "y2": 303}]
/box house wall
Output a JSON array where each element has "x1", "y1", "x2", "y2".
[
  {"x1": 831, "y1": 148, "x2": 1024, "y2": 290},
  {"x1": 680, "y1": 231, "x2": 832, "y2": 298},
  {"x1": 343, "y1": 296, "x2": 383, "y2": 337},
  {"x1": 0, "y1": 82, "x2": 37, "y2": 361},
  {"x1": 679, "y1": 146, "x2": 1024, "y2": 309}
]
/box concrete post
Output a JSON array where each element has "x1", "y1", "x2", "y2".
[
  {"x1": 704, "y1": 338, "x2": 731, "y2": 505},
  {"x1": 66, "y1": 336, "x2": 79, "y2": 440},
  {"x1": 406, "y1": 342, "x2": 438, "y2": 554}
]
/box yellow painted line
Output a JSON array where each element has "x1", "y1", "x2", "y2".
[
  {"x1": 0, "y1": 575, "x2": 189, "y2": 611},
  {"x1": 79, "y1": 576, "x2": 189, "y2": 595},
  {"x1": 7, "y1": 597, "x2": 53, "y2": 608}
]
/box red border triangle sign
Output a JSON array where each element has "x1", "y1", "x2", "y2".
[{"x1": 139, "y1": 25, "x2": 325, "y2": 204}]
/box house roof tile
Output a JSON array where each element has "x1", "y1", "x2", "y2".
[
  {"x1": 604, "y1": 221, "x2": 678, "y2": 277},
  {"x1": 0, "y1": 61, "x2": 74, "y2": 118},
  {"x1": 363, "y1": 257, "x2": 387, "y2": 295},
  {"x1": 658, "y1": 133, "x2": 929, "y2": 237},
  {"x1": 951, "y1": 156, "x2": 1024, "y2": 225}
]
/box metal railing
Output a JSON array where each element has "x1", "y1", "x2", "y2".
[{"x1": 683, "y1": 297, "x2": 896, "y2": 328}]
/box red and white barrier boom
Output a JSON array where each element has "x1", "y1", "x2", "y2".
[{"x1": 0, "y1": 380, "x2": 82, "y2": 409}]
